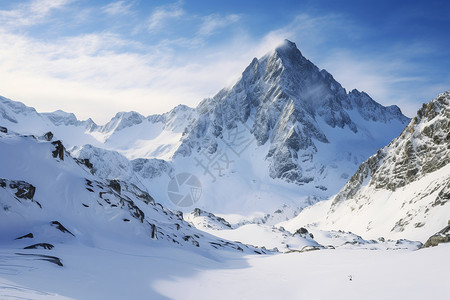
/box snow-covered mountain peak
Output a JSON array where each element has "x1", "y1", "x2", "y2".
[
  {"x1": 173, "y1": 40, "x2": 409, "y2": 197},
  {"x1": 101, "y1": 111, "x2": 146, "y2": 133},
  {"x1": 0, "y1": 96, "x2": 39, "y2": 124},
  {"x1": 42, "y1": 110, "x2": 98, "y2": 130}
]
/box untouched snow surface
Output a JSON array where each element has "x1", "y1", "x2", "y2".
[{"x1": 0, "y1": 242, "x2": 448, "y2": 300}]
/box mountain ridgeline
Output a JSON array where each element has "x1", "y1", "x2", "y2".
[{"x1": 1, "y1": 39, "x2": 409, "y2": 211}]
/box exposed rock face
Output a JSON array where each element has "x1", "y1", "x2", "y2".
[
  {"x1": 423, "y1": 221, "x2": 450, "y2": 248},
  {"x1": 319, "y1": 91, "x2": 450, "y2": 241},
  {"x1": 50, "y1": 221, "x2": 75, "y2": 236},
  {"x1": 24, "y1": 243, "x2": 54, "y2": 250},
  {"x1": 43, "y1": 131, "x2": 53, "y2": 141},
  {"x1": 334, "y1": 91, "x2": 450, "y2": 204},
  {"x1": 0, "y1": 179, "x2": 37, "y2": 204},
  {"x1": 189, "y1": 208, "x2": 232, "y2": 229},
  {"x1": 51, "y1": 140, "x2": 65, "y2": 160},
  {"x1": 174, "y1": 39, "x2": 408, "y2": 186},
  {"x1": 109, "y1": 179, "x2": 121, "y2": 194},
  {"x1": 15, "y1": 253, "x2": 63, "y2": 266},
  {"x1": 15, "y1": 233, "x2": 34, "y2": 240}
]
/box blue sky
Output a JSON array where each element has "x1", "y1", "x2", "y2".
[{"x1": 0, "y1": 0, "x2": 448, "y2": 123}]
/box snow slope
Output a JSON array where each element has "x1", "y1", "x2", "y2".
[
  {"x1": 282, "y1": 91, "x2": 450, "y2": 242},
  {"x1": 0, "y1": 129, "x2": 272, "y2": 256}
]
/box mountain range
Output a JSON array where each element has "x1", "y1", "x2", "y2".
[
  {"x1": 1, "y1": 38, "x2": 449, "y2": 299},
  {"x1": 0, "y1": 39, "x2": 448, "y2": 253},
  {"x1": 0, "y1": 40, "x2": 410, "y2": 217}
]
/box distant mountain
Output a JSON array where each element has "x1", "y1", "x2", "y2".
[{"x1": 282, "y1": 91, "x2": 450, "y2": 242}]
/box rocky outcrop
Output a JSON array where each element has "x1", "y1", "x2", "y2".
[
  {"x1": 333, "y1": 91, "x2": 450, "y2": 206},
  {"x1": 1, "y1": 179, "x2": 39, "y2": 207},
  {"x1": 50, "y1": 221, "x2": 75, "y2": 236},
  {"x1": 24, "y1": 243, "x2": 54, "y2": 250},
  {"x1": 15, "y1": 233, "x2": 34, "y2": 240},
  {"x1": 51, "y1": 140, "x2": 65, "y2": 160},
  {"x1": 190, "y1": 208, "x2": 232, "y2": 229},
  {"x1": 422, "y1": 221, "x2": 450, "y2": 248},
  {"x1": 43, "y1": 131, "x2": 53, "y2": 141}
]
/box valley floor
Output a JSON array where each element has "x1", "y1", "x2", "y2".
[{"x1": 0, "y1": 241, "x2": 448, "y2": 300}]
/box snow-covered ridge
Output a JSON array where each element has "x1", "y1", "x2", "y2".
[
  {"x1": 282, "y1": 91, "x2": 450, "y2": 242},
  {"x1": 0, "y1": 129, "x2": 271, "y2": 256}
]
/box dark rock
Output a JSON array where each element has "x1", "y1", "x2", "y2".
[
  {"x1": 123, "y1": 218, "x2": 130, "y2": 222},
  {"x1": 109, "y1": 179, "x2": 121, "y2": 194},
  {"x1": 77, "y1": 158, "x2": 94, "y2": 172},
  {"x1": 422, "y1": 222, "x2": 450, "y2": 248},
  {"x1": 50, "y1": 221, "x2": 75, "y2": 236},
  {"x1": 51, "y1": 140, "x2": 65, "y2": 160},
  {"x1": 24, "y1": 243, "x2": 54, "y2": 250},
  {"x1": 15, "y1": 253, "x2": 63, "y2": 266},
  {"x1": 15, "y1": 233, "x2": 34, "y2": 240},
  {"x1": 43, "y1": 131, "x2": 53, "y2": 141},
  {"x1": 151, "y1": 223, "x2": 157, "y2": 239},
  {"x1": 0, "y1": 126, "x2": 7, "y2": 133},
  {"x1": 293, "y1": 227, "x2": 313, "y2": 239},
  {"x1": 9, "y1": 181, "x2": 36, "y2": 200},
  {"x1": 294, "y1": 227, "x2": 309, "y2": 235}
]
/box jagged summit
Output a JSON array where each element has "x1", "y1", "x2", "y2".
[{"x1": 174, "y1": 40, "x2": 409, "y2": 190}]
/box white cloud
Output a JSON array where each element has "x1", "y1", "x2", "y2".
[
  {"x1": 0, "y1": 0, "x2": 73, "y2": 26},
  {"x1": 0, "y1": 27, "x2": 258, "y2": 123},
  {"x1": 102, "y1": 1, "x2": 134, "y2": 16},
  {"x1": 147, "y1": 1, "x2": 184, "y2": 31},
  {"x1": 198, "y1": 14, "x2": 240, "y2": 36}
]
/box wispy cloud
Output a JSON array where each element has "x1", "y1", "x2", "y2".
[
  {"x1": 0, "y1": 0, "x2": 73, "y2": 27},
  {"x1": 198, "y1": 14, "x2": 240, "y2": 37},
  {"x1": 102, "y1": 1, "x2": 134, "y2": 16},
  {"x1": 147, "y1": 1, "x2": 184, "y2": 31}
]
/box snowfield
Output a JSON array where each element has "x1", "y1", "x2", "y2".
[{"x1": 0, "y1": 242, "x2": 448, "y2": 300}]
